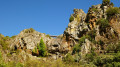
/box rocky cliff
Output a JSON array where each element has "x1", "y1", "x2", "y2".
[{"x1": 0, "y1": 0, "x2": 120, "y2": 64}]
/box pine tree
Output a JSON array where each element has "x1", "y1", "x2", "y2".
[{"x1": 38, "y1": 38, "x2": 47, "y2": 57}]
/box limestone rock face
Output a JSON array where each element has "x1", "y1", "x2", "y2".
[
  {"x1": 10, "y1": 29, "x2": 51, "y2": 51},
  {"x1": 81, "y1": 39, "x2": 92, "y2": 55},
  {"x1": 47, "y1": 36, "x2": 69, "y2": 54},
  {"x1": 64, "y1": 9, "x2": 89, "y2": 41}
]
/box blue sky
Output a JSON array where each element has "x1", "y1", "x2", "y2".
[{"x1": 0, "y1": 0, "x2": 119, "y2": 37}]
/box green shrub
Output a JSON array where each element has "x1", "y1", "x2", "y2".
[
  {"x1": 0, "y1": 38, "x2": 9, "y2": 50},
  {"x1": 112, "y1": 62, "x2": 120, "y2": 67},
  {"x1": 87, "y1": 29, "x2": 96, "y2": 40},
  {"x1": 98, "y1": 40, "x2": 104, "y2": 46},
  {"x1": 85, "y1": 48, "x2": 96, "y2": 62},
  {"x1": 24, "y1": 28, "x2": 35, "y2": 33},
  {"x1": 73, "y1": 44, "x2": 81, "y2": 54},
  {"x1": 102, "y1": 0, "x2": 110, "y2": 6},
  {"x1": 110, "y1": 2, "x2": 114, "y2": 7},
  {"x1": 63, "y1": 53, "x2": 74, "y2": 63},
  {"x1": 46, "y1": 34, "x2": 51, "y2": 39},
  {"x1": 93, "y1": 57, "x2": 104, "y2": 66},
  {"x1": 86, "y1": 53, "x2": 94, "y2": 62},
  {"x1": 96, "y1": 18, "x2": 109, "y2": 32},
  {"x1": 92, "y1": 8, "x2": 98, "y2": 12},
  {"x1": 73, "y1": 36, "x2": 87, "y2": 54},
  {"x1": 16, "y1": 62, "x2": 24, "y2": 67},
  {"x1": 32, "y1": 47, "x2": 37, "y2": 54},
  {"x1": 106, "y1": 42, "x2": 120, "y2": 53},
  {"x1": 79, "y1": 35, "x2": 86, "y2": 44},
  {"x1": 11, "y1": 35, "x2": 16, "y2": 39},
  {"x1": 38, "y1": 38, "x2": 47, "y2": 57},
  {"x1": 106, "y1": 7, "x2": 120, "y2": 18},
  {"x1": 69, "y1": 16, "x2": 74, "y2": 22}
]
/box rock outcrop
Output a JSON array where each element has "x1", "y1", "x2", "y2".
[{"x1": 1, "y1": 0, "x2": 120, "y2": 62}]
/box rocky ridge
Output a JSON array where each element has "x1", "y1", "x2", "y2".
[{"x1": 0, "y1": 0, "x2": 120, "y2": 63}]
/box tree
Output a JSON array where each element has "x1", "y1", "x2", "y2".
[{"x1": 38, "y1": 38, "x2": 47, "y2": 57}]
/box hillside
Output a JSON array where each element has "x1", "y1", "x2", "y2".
[{"x1": 0, "y1": 0, "x2": 120, "y2": 67}]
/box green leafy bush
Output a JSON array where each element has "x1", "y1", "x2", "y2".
[
  {"x1": 46, "y1": 34, "x2": 51, "y2": 39},
  {"x1": 73, "y1": 36, "x2": 87, "y2": 54},
  {"x1": 92, "y1": 8, "x2": 98, "y2": 12},
  {"x1": 110, "y1": 2, "x2": 114, "y2": 7},
  {"x1": 69, "y1": 16, "x2": 74, "y2": 22},
  {"x1": 24, "y1": 28, "x2": 35, "y2": 33},
  {"x1": 106, "y1": 7, "x2": 120, "y2": 18},
  {"x1": 85, "y1": 48, "x2": 96, "y2": 62},
  {"x1": 102, "y1": 0, "x2": 110, "y2": 6},
  {"x1": 32, "y1": 47, "x2": 38, "y2": 54},
  {"x1": 106, "y1": 42, "x2": 120, "y2": 53},
  {"x1": 73, "y1": 44, "x2": 81, "y2": 54},
  {"x1": 96, "y1": 18, "x2": 109, "y2": 32},
  {"x1": 0, "y1": 36, "x2": 9, "y2": 50},
  {"x1": 63, "y1": 53, "x2": 74, "y2": 63},
  {"x1": 87, "y1": 29, "x2": 96, "y2": 40},
  {"x1": 38, "y1": 38, "x2": 47, "y2": 57}
]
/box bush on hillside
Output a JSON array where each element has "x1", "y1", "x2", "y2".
[
  {"x1": 69, "y1": 16, "x2": 74, "y2": 22},
  {"x1": 63, "y1": 53, "x2": 74, "y2": 63},
  {"x1": 73, "y1": 44, "x2": 81, "y2": 54},
  {"x1": 38, "y1": 38, "x2": 47, "y2": 57},
  {"x1": 92, "y1": 8, "x2": 98, "y2": 12},
  {"x1": 96, "y1": 18, "x2": 109, "y2": 32},
  {"x1": 102, "y1": 0, "x2": 110, "y2": 6},
  {"x1": 24, "y1": 28, "x2": 35, "y2": 33},
  {"x1": 106, "y1": 7, "x2": 120, "y2": 18},
  {"x1": 110, "y1": 2, "x2": 114, "y2": 7}
]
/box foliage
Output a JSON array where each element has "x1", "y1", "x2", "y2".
[
  {"x1": 110, "y1": 2, "x2": 114, "y2": 7},
  {"x1": 73, "y1": 35, "x2": 86, "y2": 54},
  {"x1": 92, "y1": 8, "x2": 98, "y2": 12},
  {"x1": 69, "y1": 15, "x2": 74, "y2": 22},
  {"x1": 46, "y1": 34, "x2": 51, "y2": 39},
  {"x1": 73, "y1": 29, "x2": 97, "y2": 54},
  {"x1": 96, "y1": 18, "x2": 109, "y2": 32},
  {"x1": 102, "y1": 0, "x2": 110, "y2": 6},
  {"x1": 0, "y1": 36, "x2": 9, "y2": 50},
  {"x1": 85, "y1": 48, "x2": 96, "y2": 62},
  {"x1": 106, "y1": 42, "x2": 120, "y2": 53},
  {"x1": 98, "y1": 40, "x2": 104, "y2": 46},
  {"x1": 87, "y1": 29, "x2": 96, "y2": 40},
  {"x1": 63, "y1": 53, "x2": 74, "y2": 63},
  {"x1": 79, "y1": 35, "x2": 86, "y2": 44},
  {"x1": 11, "y1": 35, "x2": 16, "y2": 39},
  {"x1": 32, "y1": 47, "x2": 38, "y2": 54},
  {"x1": 73, "y1": 44, "x2": 81, "y2": 54},
  {"x1": 24, "y1": 28, "x2": 35, "y2": 33},
  {"x1": 38, "y1": 38, "x2": 47, "y2": 57},
  {"x1": 85, "y1": 53, "x2": 94, "y2": 62},
  {"x1": 106, "y1": 7, "x2": 120, "y2": 18}
]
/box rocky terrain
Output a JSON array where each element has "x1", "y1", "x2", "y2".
[{"x1": 0, "y1": 0, "x2": 120, "y2": 67}]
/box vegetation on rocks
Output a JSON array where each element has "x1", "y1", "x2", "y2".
[
  {"x1": 69, "y1": 15, "x2": 74, "y2": 22},
  {"x1": 106, "y1": 7, "x2": 120, "y2": 18},
  {"x1": 38, "y1": 38, "x2": 47, "y2": 57},
  {"x1": 92, "y1": 8, "x2": 98, "y2": 12},
  {"x1": 1, "y1": 0, "x2": 120, "y2": 67},
  {"x1": 24, "y1": 28, "x2": 35, "y2": 33},
  {"x1": 96, "y1": 18, "x2": 110, "y2": 32},
  {"x1": 102, "y1": 0, "x2": 110, "y2": 5}
]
